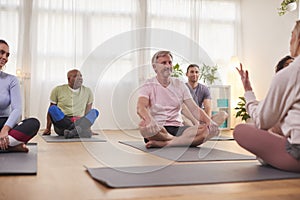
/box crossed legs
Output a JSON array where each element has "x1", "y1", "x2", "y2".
[
  {"x1": 145, "y1": 125, "x2": 207, "y2": 148},
  {"x1": 48, "y1": 105, "x2": 99, "y2": 138},
  {"x1": 0, "y1": 117, "x2": 40, "y2": 152},
  {"x1": 140, "y1": 123, "x2": 220, "y2": 148},
  {"x1": 233, "y1": 123, "x2": 300, "y2": 172},
  {"x1": 139, "y1": 111, "x2": 226, "y2": 148}
]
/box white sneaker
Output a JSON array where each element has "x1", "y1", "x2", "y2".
[{"x1": 211, "y1": 111, "x2": 228, "y2": 126}]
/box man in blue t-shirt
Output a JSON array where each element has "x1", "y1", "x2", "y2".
[
  {"x1": 183, "y1": 64, "x2": 228, "y2": 127},
  {"x1": 185, "y1": 64, "x2": 212, "y2": 117}
]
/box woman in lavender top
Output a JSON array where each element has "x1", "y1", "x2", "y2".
[{"x1": 0, "y1": 39, "x2": 40, "y2": 152}]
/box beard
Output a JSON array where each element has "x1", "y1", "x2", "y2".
[
  {"x1": 190, "y1": 78, "x2": 198, "y2": 83},
  {"x1": 72, "y1": 81, "x2": 82, "y2": 89}
]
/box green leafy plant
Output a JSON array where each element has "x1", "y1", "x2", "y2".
[
  {"x1": 278, "y1": 0, "x2": 298, "y2": 16},
  {"x1": 199, "y1": 63, "x2": 219, "y2": 85},
  {"x1": 234, "y1": 96, "x2": 251, "y2": 122},
  {"x1": 171, "y1": 63, "x2": 219, "y2": 86},
  {"x1": 171, "y1": 63, "x2": 184, "y2": 78}
]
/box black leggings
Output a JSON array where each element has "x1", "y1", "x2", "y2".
[
  {"x1": 0, "y1": 117, "x2": 40, "y2": 144},
  {"x1": 48, "y1": 105, "x2": 98, "y2": 136},
  {"x1": 52, "y1": 116, "x2": 92, "y2": 136}
]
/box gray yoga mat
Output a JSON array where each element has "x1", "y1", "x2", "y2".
[
  {"x1": 0, "y1": 143, "x2": 37, "y2": 175},
  {"x1": 119, "y1": 141, "x2": 256, "y2": 162},
  {"x1": 41, "y1": 134, "x2": 106, "y2": 143},
  {"x1": 86, "y1": 162, "x2": 300, "y2": 188},
  {"x1": 210, "y1": 135, "x2": 234, "y2": 141}
]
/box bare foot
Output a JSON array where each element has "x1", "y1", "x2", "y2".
[
  {"x1": 42, "y1": 129, "x2": 51, "y2": 135},
  {"x1": 8, "y1": 143, "x2": 29, "y2": 153},
  {"x1": 146, "y1": 136, "x2": 195, "y2": 148},
  {"x1": 146, "y1": 127, "x2": 174, "y2": 141},
  {"x1": 146, "y1": 126, "x2": 208, "y2": 148},
  {"x1": 146, "y1": 140, "x2": 171, "y2": 148},
  {"x1": 211, "y1": 111, "x2": 228, "y2": 126}
]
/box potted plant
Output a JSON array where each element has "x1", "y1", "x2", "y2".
[
  {"x1": 278, "y1": 0, "x2": 298, "y2": 16},
  {"x1": 234, "y1": 96, "x2": 251, "y2": 122},
  {"x1": 171, "y1": 63, "x2": 219, "y2": 85},
  {"x1": 199, "y1": 63, "x2": 219, "y2": 85},
  {"x1": 171, "y1": 63, "x2": 184, "y2": 78}
]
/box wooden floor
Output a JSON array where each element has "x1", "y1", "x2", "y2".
[{"x1": 1, "y1": 129, "x2": 300, "y2": 200}]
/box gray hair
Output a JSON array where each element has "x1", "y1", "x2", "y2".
[{"x1": 151, "y1": 51, "x2": 173, "y2": 66}]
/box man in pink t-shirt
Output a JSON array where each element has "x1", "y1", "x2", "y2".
[{"x1": 137, "y1": 50, "x2": 227, "y2": 148}]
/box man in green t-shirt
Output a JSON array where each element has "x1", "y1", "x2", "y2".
[{"x1": 43, "y1": 69, "x2": 99, "y2": 138}]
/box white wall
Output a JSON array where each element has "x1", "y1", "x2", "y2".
[{"x1": 240, "y1": 0, "x2": 298, "y2": 99}]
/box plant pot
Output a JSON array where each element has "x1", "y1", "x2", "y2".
[{"x1": 287, "y1": 2, "x2": 297, "y2": 12}]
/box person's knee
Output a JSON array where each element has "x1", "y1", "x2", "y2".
[
  {"x1": 233, "y1": 124, "x2": 248, "y2": 142},
  {"x1": 22, "y1": 118, "x2": 40, "y2": 132},
  {"x1": 48, "y1": 105, "x2": 65, "y2": 122},
  {"x1": 85, "y1": 109, "x2": 99, "y2": 124},
  {"x1": 29, "y1": 118, "x2": 40, "y2": 130},
  {"x1": 10, "y1": 118, "x2": 41, "y2": 141},
  {"x1": 90, "y1": 109, "x2": 99, "y2": 118},
  {"x1": 27, "y1": 118, "x2": 40, "y2": 136},
  {"x1": 48, "y1": 104, "x2": 58, "y2": 113}
]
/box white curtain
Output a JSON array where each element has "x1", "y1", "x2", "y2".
[{"x1": 0, "y1": 0, "x2": 241, "y2": 130}]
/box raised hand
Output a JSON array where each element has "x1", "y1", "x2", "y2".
[{"x1": 236, "y1": 63, "x2": 252, "y2": 91}]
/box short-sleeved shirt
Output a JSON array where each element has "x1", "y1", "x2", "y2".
[
  {"x1": 50, "y1": 84, "x2": 93, "y2": 117},
  {"x1": 185, "y1": 83, "x2": 211, "y2": 109},
  {"x1": 139, "y1": 77, "x2": 192, "y2": 126}
]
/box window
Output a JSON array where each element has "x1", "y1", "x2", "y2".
[{"x1": 0, "y1": 0, "x2": 240, "y2": 129}]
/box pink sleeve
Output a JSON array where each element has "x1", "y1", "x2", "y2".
[
  {"x1": 139, "y1": 81, "x2": 151, "y2": 99},
  {"x1": 181, "y1": 81, "x2": 192, "y2": 100}
]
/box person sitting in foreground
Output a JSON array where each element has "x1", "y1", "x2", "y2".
[
  {"x1": 233, "y1": 20, "x2": 300, "y2": 172},
  {"x1": 269, "y1": 55, "x2": 294, "y2": 135}
]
